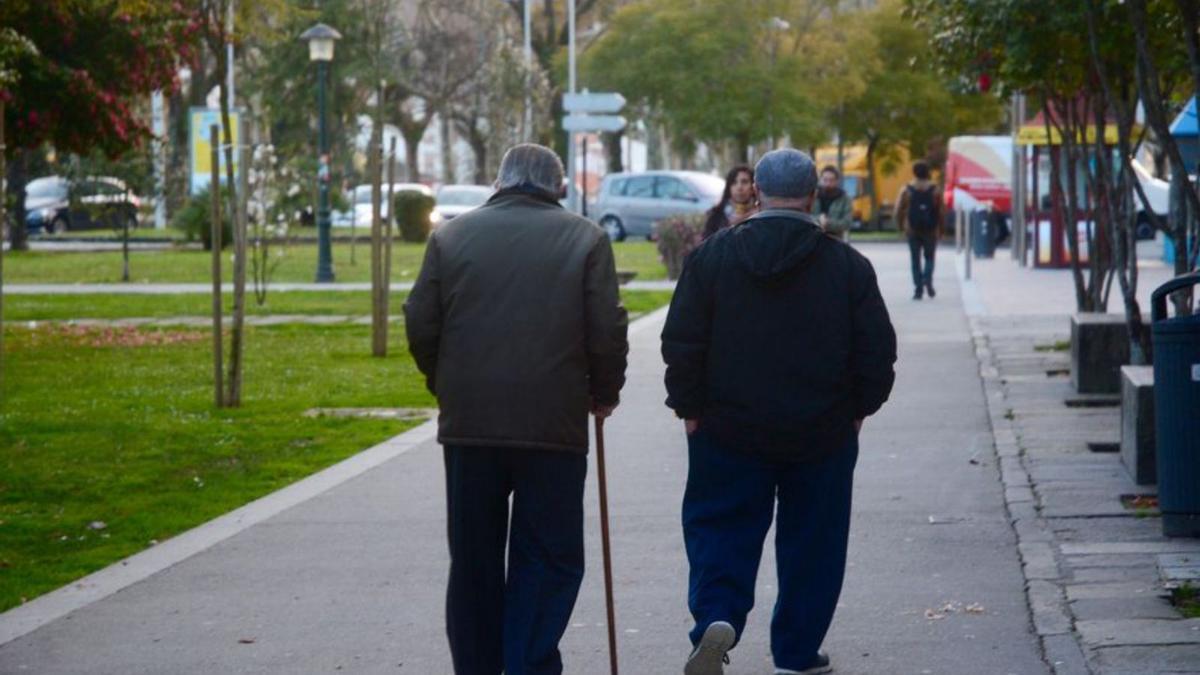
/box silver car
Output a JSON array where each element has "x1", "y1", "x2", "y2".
[{"x1": 591, "y1": 170, "x2": 725, "y2": 241}]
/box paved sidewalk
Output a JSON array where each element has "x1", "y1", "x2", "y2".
[
  {"x1": 960, "y1": 249, "x2": 1200, "y2": 673},
  {"x1": 0, "y1": 244, "x2": 1045, "y2": 674}
]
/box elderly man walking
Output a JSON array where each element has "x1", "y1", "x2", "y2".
[
  {"x1": 662, "y1": 149, "x2": 897, "y2": 675},
  {"x1": 404, "y1": 143, "x2": 629, "y2": 675}
]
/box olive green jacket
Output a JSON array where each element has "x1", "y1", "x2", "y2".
[
  {"x1": 811, "y1": 191, "x2": 854, "y2": 235},
  {"x1": 404, "y1": 190, "x2": 629, "y2": 453}
]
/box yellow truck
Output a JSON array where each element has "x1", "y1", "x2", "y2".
[{"x1": 814, "y1": 145, "x2": 920, "y2": 229}]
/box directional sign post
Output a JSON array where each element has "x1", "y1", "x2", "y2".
[
  {"x1": 563, "y1": 91, "x2": 627, "y2": 114},
  {"x1": 563, "y1": 114, "x2": 627, "y2": 133},
  {"x1": 563, "y1": 91, "x2": 627, "y2": 214}
]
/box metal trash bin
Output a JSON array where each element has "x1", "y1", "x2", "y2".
[
  {"x1": 970, "y1": 209, "x2": 997, "y2": 258},
  {"x1": 1151, "y1": 272, "x2": 1200, "y2": 537}
]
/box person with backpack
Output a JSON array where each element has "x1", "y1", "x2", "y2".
[{"x1": 894, "y1": 160, "x2": 944, "y2": 300}]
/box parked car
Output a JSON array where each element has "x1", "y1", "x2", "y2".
[
  {"x1": 1129, "y1": 158, "x2": 1169, "y2": 240},
  {"x1": 591, "y1": 170, "x2": 725, "y2": 241},
  {"x1": 25, "y1": 176, "x2": 141, "y2": 234},
  {"x1": 348, "y1": 182, "x2": 433, "y2": 228},
  {"x1": 434, "y1": 184, "x2": 492, "y2": 224}
]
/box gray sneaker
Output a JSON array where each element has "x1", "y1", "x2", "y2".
[
  {"x1": 775, "y1": 651, "x2": 833, "y2": 675},
  {"x1": 684, "y1": 621, "x2": 736, "y2": 675}
]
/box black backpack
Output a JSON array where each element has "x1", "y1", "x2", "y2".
[{"x1": 906, "y1": 185, "x2": 937, "y2": 232}]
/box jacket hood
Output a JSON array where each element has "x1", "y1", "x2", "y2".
[{"x1": 729, "y1": 209, "x2": 824, "y2": 282}]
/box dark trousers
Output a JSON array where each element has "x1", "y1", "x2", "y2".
[
  {"x1": 443, "y1": 445, "x2": 587, "y2": 675},
  {"x1": 908, "y1": 234, "x2": 937, "y2": 292},
  {"x1": 682, "y1": 429, "x2": 858, "y2": 671}
]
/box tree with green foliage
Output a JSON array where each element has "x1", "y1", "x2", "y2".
[
  {"x1": 840, "y1": 0, "x2": 1001, "y2": 227},
  {"x1": 582, "y1": 0, "x2": 839, "y2": 163},
  {"x1": 909, "y1": 0, "x2": 1197, "y2": 329}
]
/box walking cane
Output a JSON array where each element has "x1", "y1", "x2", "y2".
[{"x1": 594, "y1": 416, "x2": 619, "y2": 675}]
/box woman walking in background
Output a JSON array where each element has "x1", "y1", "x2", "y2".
[{"x1": 703, "y1": 165, "x2": 756, "y2": 239}]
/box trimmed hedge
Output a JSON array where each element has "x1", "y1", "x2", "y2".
[{"x1": 394, "y1": 190, "x2": 436, "y2": 243}]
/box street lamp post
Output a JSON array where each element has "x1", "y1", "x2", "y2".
[{"x1": 301, "y1": 23, "x2": 342, "y2": 283}]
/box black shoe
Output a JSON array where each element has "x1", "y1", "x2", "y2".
[
  {"x1": 925, "y1": 283, "x2": 936, "y2": 298},
  {"x1": 913, "y1": 288, "x2": 923, "y2": 300},
  {"x1": 775, "y1": 651, "x2": 833, "y2": 674}
]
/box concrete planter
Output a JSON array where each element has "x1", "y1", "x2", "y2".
[
  {"x1": 1071, "y1": 313, "x2": 1131, "y2": 394},
  {"x1": 1120, "y1": 365, "x2": 1156, "y2": 486}
]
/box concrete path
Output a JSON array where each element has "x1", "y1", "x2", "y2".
[
  {"x1": 960, "y1": 243, "x2": 1200, "y2": 673},
  {"x1": 0, "y1": 243, "x2": 1045, "y2": 674}
]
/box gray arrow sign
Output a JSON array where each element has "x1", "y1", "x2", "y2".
[
  {"x1": 562, "y1": 114, "x2": 627, "y2": 133},
  {"x1": 563, "y1": 92, "x2": 626, "y2": 114}
]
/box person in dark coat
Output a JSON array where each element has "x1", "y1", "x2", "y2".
[
  {"x1": 703, "y1": 164, "x2": 756, "y2": 239},
  {"x1": 404, "y1": 143, "x2": 630, "y2": 675},
  {"x1": 894, "y1": 160, "x2": 944, "y2": 300},
  {"x1": 662, "y1": 149, "x2": 897, "y2": 675}
]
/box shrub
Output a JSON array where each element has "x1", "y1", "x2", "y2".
[
  {"x1": 654, "y1": 212, "x2": 706, "y2": 280},
  {"x1": 171, "y1": 185, "x2": 232, "y2": 250},
  {"x1": 394, "y1": 190, "x2": 436, "y2": 243}
]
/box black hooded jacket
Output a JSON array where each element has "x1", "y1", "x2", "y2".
[{"x1": 661, "y1": 209, "x2": 897, "y2": 462}]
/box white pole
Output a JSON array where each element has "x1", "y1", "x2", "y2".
[
  {"x1": 567, "y1": 0, "x2": 578, "y2": 212},
  {"x1": 151, "y1": 90, "x2": 166, "y2": 229},
  {"x1": 226, "y1": 0, "x2": 235, "y2": 107},
  {"x1": 523, "y1": 0, "x2": 532, "y2": 141}
]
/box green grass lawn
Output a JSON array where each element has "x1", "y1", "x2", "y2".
[
  {"x1": 0, "y1": 322, "x2": 434, "y2": 612},
  {"x1": 4, "y1": 289, "x2": 673, "y2": 322},
  {"x1": 0, "y1": 288, "x2": 673, "y2": 611},
  {"x1": 5, "y1": 240, "x2": 667, "y2": 284}
]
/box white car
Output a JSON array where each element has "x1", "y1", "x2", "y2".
[
  {"x1": 434, "y1": 185, "x2": 492, "y2": 224},
  {"x1": 347, "y1": 182, "x2": 433, "y2": 227}
]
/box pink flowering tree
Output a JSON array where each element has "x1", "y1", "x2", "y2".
[{"x1": 0, "y1": 0, "x2": 196, "y2": 250}]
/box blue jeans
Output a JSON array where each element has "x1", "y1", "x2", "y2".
[
  {"x1": 683, "y1": 429, "x2": 858, "y2": 671},
  {"x1": 908, "y1": 234, "x2": 936, "y2": 292},
  {"x1": 444, "y1": 446, "x2": 587, "y2": 675}
]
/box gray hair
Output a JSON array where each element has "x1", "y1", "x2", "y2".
[
  {"x1": 753, "y1": 148, "x2": 818, "y2": 201},
  {"x1": 495, "y1": 143, "x2": 564, "y2": 195}
]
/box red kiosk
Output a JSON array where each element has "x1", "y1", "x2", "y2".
[{"x1": 1017, "y1": 110, "x2": 1119, "y2": 268}]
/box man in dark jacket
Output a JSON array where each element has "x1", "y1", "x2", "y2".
[
  {"x1": 404, "y1": 143, "x2": 629, "y2": 675},
  {"x1": 662, "y1": 149, "x2": 896, "y2": 675}
]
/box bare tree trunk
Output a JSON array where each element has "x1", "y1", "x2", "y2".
[
  {"x1": 121, "y1": 203, "x2": 131, "y2": 283},
  {"x1": 440, "y1": 112, "x2": 456, "y2": 185},
  {"x1": 1085, "y1": 0, "x2": 1150, "y2": 361},
  {"x1": 400, "y1": 119, "x2": 428, "y2": 183},
  {"x1": 382, "y1": 137, "x2": 397, "y2": 356},
  {"x1": 7, "y1": 150, "x2": 28, "y2": 252},
  {"x1": 370, "y1": 134, "x2": 385, "y2": 357},
  {"x1": 1129, "y1": 0, "x2": 1200, "y2": 307},
  {"x1": 603, "y1": 130, "x2": 624, "y2": 173},
  {"x1": 1, "y1": 101, "x2": 6, "y2": 405},
  {"x1": 1045, "y1": 97, "x2": 1089, "y2": 311},
  {"x1": 866, "y1": 134, "x2": 880, "y2": 229},
  {"x1": 209, "y1": 126, "x2": 225, "y2": 408},
  {"x1": 227, "y1": 141, "x2": 249, "y2": 406}
]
